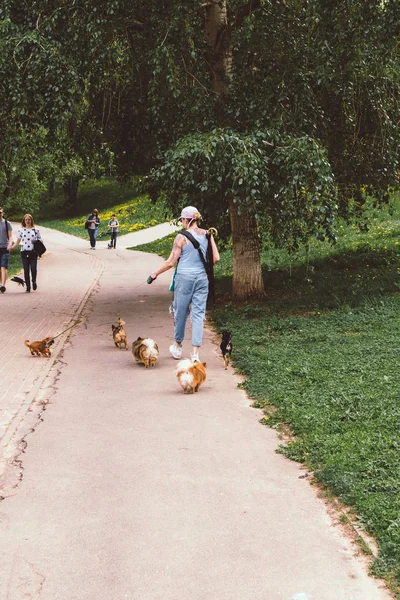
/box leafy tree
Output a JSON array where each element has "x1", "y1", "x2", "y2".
[
  {"x1": 153, "y1": 128, "x2": 336, "y2": 300},
  {"x1": 84, "y1": 0, "x2": 399, "y2": 301},
  {"x1": 0, "y1": 2, "x2": 114, "y2": 214},
  {"x1": 145, "y1": 0, "x2": 399, "y2": 300}
]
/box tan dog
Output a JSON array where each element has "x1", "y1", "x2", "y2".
[
  {"x1": 24, "y1": 337, "x2": 55, "y2": 357},
  {"x1": 175, "y1": 359, "x2": 207, "y2": 393},
  {"x1": 112, "y1": 318, "x2": 128, "y2": 350},
  {"x1": 132, "y1": 337, "x2": 159, "y2": 368}
]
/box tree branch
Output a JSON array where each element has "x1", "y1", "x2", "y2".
[
  {"x1": 233, "y1": 0, "x2": 288, "y2": 29},
  {"x1": 233, "y1": 0, "x2": 262, "y2": 29}
]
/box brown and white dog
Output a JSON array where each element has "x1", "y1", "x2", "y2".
[
  {"x1": 24, "y1": 337, "x2": 54, "y2": 357},
  {"x1": 132, "y1": 337, "x2": 159, "y2": 368},
  {"x1": 175, "y1": 359, "x2": 207, "y2": 394},
  {"x1": 112, "y1": 318, "x2": 128, "y2": 350}
]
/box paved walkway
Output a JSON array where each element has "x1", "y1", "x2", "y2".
[{"x1": 0, "y1": 224, "x2": 392, "y2": 600}]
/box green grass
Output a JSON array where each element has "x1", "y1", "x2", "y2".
[
  {"x1": 6, "y1": 252, "x2": 24, "y2": 279},
  {"x1": 135, "y1": 194, "x2": 400, "y2": 592},
  {"x1": 38, "y1": 180, "x2": 170, "y2": 240}
]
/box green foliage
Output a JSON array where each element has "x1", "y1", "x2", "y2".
[
  {"x1": 3, "y1": 0, "x2": 398, "y2": 213},
  {"x1": 152, "y1": 128, "x2": 337, "y2": 250},
  {"x1": 227, "y1": 0, "x2": 400, "y2": 213},
  {"x1": 0, "y1": 2, "x2": 115, "y2": 212},
  {"x1": 38, "y1": 177, "x2": 150, "y2": 219}
]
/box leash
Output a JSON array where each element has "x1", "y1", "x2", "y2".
[{"x1": 52, "y1": 319, "x2": 82, "y2": 340}]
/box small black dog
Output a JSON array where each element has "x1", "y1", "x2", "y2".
[
  {"x1": 220, "y1": 330, "x2": 232, "y2": 370},
  {"x1": 11, "y1": 276, "x2": 25, "y2": 287}
]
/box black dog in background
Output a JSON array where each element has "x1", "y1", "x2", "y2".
[{"x1": 220, "y1": 331, "x2": 232, "y2": 370}]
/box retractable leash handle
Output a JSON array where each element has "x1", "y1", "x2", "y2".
[{"x1": 147, "y1": 275, "x2": 156, "y2": 284}]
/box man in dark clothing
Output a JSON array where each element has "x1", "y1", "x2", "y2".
[{"x1": 0, "y1": 208, "x2": 13, "y2": 293}]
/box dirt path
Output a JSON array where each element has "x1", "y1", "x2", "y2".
[{"x1": 0, "y1": 226, "x2": 392, "y2": 600}]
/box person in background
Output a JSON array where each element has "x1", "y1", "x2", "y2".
[
  {"x1": 147, "y1": 206, "x2": 220, "y2": 363},
  {"x1": 9, "y1": 214, "x2": 42, "y2": 293},
  {"x1": 107, "y1": 213, "x2": 119, "y2": 249},
  {"x1": 0, "y1": 207, "x2": 13, "y2": 293},
  {"x1": 86, "y1": 208, "x2": 100, "y2": 249}
]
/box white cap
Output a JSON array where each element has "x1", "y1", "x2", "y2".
[{"x1": 180, "y1": 206, "x2": 200, "y2": 219}]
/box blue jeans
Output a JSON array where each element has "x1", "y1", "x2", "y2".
[
  {"x1": 88, "y1": 228, "x2": 98, "y2": 248},
  {"x1": 173, "y1": 272, "x2": 209, "y2": 347}
]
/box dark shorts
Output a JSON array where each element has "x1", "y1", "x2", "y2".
[{"x1": 0, "y1": 249, "x2": 10, "y2": 269}]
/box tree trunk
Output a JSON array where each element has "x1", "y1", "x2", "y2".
[
  {"x1": 48, "y1": 178, "x2": 55, "y2": 200},
  {"x1": 229, "y1": 198, "x2": 265, "y2": 303},
  {"x1": 205, "y1": 1, "x2": 265, "y2": 302},
  {"x1": 204, "y1": 1, "x2": 232, "y2": 95},
  {"x1": 63, "y1": 177, "x2": 80, "y2": 215}
]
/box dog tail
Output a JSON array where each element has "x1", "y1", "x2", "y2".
[
  {"x1": 174, "y1": 359, "x2": 192, "y2": 374},
  {"x1": 142, "y1": 339, "x2": 159, "y2": 364},
  {"x1": 24, "y1": 340, "x2": 30, "y2": 347}
]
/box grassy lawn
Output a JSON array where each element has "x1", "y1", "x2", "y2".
[
  {"x1": 135, "y1": 195, "x2": 400, "y2": 594},
  {"x1": 39, "y1": 178, "x2": 170, "y2": 240},
  {"x1": 39, "y1": 196, "x2": 169, "y2": 241}
]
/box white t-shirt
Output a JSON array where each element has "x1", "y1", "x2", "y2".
[{"x1": 17, "y1": 227, "x2": 41, "y2": 252}]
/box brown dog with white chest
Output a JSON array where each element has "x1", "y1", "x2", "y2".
[
  {"x1": 132, "y1": 337, "x2": 159, "y2": 367},
  {"x1": 24, "y1": 337, "x2": 55, "y2": 357},
  {"x1": 112, "y1": 318, "x2": 128, "y2": 350},
  {"x1": 175, "y1": 359, "x2": 207, "y2": 393}
]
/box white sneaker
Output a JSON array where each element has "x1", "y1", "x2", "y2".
[
  {"x1": 190, "y1": 353, "x2": 199, "y2": 363},
  {"x1": 169, "y1": 344, "x2": 183, "y2": 359}
]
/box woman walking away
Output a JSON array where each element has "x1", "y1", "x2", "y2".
[
  {"x1": 9, "y1": 214, "x2": 42, "y2": 293},
  {"x1": 107, "y1": 213, "x2": 119, "y2": 249},
  {"x1": 147, "y1": 206, "x2": 219, "y2": 363},
  {"x1": 86, "y1": 208, "x2": 100, "y2": 249}
]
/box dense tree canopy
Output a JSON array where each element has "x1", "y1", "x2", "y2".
[{"x1": 0, "y1": 0, "x2": 399, "y2": 299}]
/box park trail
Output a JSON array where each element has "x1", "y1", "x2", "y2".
[{"x1": 0, "y1": 223, "x2": 392, "y2": 600}]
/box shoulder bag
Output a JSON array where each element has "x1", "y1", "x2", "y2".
[
  {"x1": 179, "y1": 230, "x2": 215, "y2": 306},
  {"x1": 33, "y1": 228, "x2": 46, "y2": 257}
]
